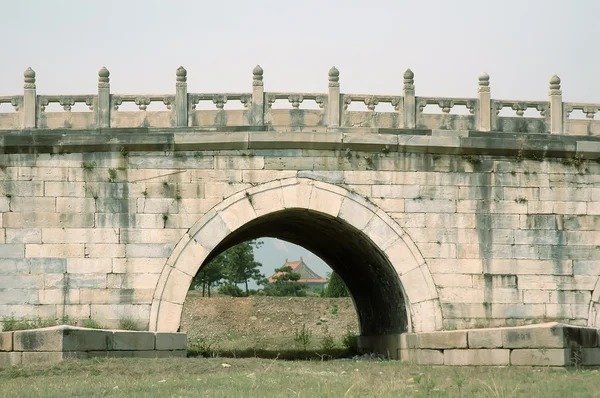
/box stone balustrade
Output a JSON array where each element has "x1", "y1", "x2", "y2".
[{"x1": 0, "y1": 66, "x2": 599, "y2": 136}]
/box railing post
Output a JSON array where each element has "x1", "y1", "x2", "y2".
[
  {"x1": 251, "y1": 65, "x2": 264, "y2": 126},
  {"x1": 328, "y1": 66, "x2": 340, "y2": 127},
  {"x1": 403, "y1": 69, "x2": 415, "y2": 129},
  {"x1": 549, "y1": 75, "x2": 562, "y2": 134},
  {"x1": 97, "y1": 66, "x2": 110, "y2": 128},
  {"x1": 175, "y1": 66, "x2": 188, "y2": 127},
  {"x1": 23, "y1": 67, "x2": 36, "y2": 129},
  {"x1": 478, "y1": 72, "x2": 491, "y2": 132}
]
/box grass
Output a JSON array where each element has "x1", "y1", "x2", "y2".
[{"x1": 0, "y1": 357, "x2": 599, "y2": 397}]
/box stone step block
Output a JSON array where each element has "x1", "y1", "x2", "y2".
[
  {"x1": 112, "y1": 331, "x2": 155, "y2": 351},
  {"x1": 502, "y1": 323, "x2": 598, "y2": 349},
  {"x1": 510, "y1": 348, "x2": 572, "y2": 366},
  {"x1": 413, "y1": 349, "x2": 444, "y2": 365},
  {"x1": 444, "y1": 349, "x2": 510, "y2": 366},
  {"x1": 416, "y1": 330, "x2": 467, "y2": 349},
  {"x1": 0, "y1": 352, "x2": 22, "y2": 367},
  {"x1": 155, "y1": 332, "x2": 187, "y2": 350},
  {"x1": 581, "y1": 348, "x2": 600, "y2": 366},
  {"x1": 468, "y1": 329, "x2": 503, "y2": 348},
  {"x1": 21, "y1": 351, "x2": 88, "y2": 366},
  {"x1": 0, "y1": 332, "x2": 13, "y2": 351},
  {"x1": 13, "y1": 325, "x2": 113, "y2": 352}
]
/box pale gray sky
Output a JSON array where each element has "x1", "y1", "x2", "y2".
[{"x1": 1, "y1": 0, "x2": 598, "y2": 278}]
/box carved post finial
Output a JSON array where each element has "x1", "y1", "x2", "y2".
[
  {"x1": 98, "y1": 66, "x2": 110, "y2": 86},
  {"x1": 253, "y1": 65, "x2": 263, "y2": 86},
  {"x1": 403, "y1": 68, "x2": 414, "y2": 89},
  {"x1": 478, "y1": 72, "x2": 490, "y2": 89},
  {"x1": 24, "y1": 67, "x2": 36, "y2": 89},
  {"x1": 549, "y1": 74, "x2": 561, "y2": 92},
  {"x1": 549, "y1": 74, "x2": 563, "y2": 134},
  {"x1": 176, "y1": 66, "x2": 187, "y2": 83},
  {"x1": 328, "y1": 66, "x2": 340, "y2": 87}
]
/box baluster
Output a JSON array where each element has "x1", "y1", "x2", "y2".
[
  {"x1": 23, "y1": 67, "x2": 36, "y2": 128},
  {"x1": 98, "y1": 66, "x2": 110, "y2": 127},
  {"x1": 549, "y1": 74, "x2": 562, "y2": 134},
  {"x1": 328, "y1": 66, "x2": 340, "y2": 126}
]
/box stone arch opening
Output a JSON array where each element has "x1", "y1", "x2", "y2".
[{"x1": 149, "y1": 178, "x2": 442, "y2": 341}]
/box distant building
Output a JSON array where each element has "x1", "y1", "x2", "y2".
[{"x1": 268, "y1": 257, "x2": 328, "y2": 289}]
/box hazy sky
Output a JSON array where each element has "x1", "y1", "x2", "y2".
[{"x1": 1, "y1": 0, "x2": 598, "y2": 278}]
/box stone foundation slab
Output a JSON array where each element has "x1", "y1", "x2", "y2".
[
  {"x1": 0, "y1": 325, "x2": 187, "y2": 367},
  {"x1": 361, "y1": 322, "x2": 600, "y2": 366}
]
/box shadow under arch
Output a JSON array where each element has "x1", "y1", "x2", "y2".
[{"x1": 149, "y1": 178, "x2": 442, "y2": 339}]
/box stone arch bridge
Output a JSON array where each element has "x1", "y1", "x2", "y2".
[{"x1": 0, "y1": 66, "x2": 599, "y2": 362}]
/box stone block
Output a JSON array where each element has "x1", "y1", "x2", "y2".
[
  {"x1": 5, "y1": 229, "x2": 42, "y2": 244},
  {"x1": 468, "y1": 329, "x2": 503, "y2": 348},
  {"x1": 0, "y1": 332, "x2": 13, "y2": 351},
  {"x1": 413, "y1": 349, "x2": 444, "y2": 365},
  {"x1": 85, "y1": 244, "x2": 126, "y2": 258},
  {"x1": 400, "y1": 333, "x2": 417, "y2": 349},
  {"x1": 417, "y1": 330, "x2": 467, "y2": 349},
  {"x1": 502, "y1": 323, "x2": 598, "y2": 349},
  {"x1": 0, "y1": 352, "x2": 22, "y2": 367},
  {"x1": 581, "y1": 348, "x2": 600, "y2": 366},
  {"x1": 444, "y1": 349, "x2": 510, "y2": 366},
  {"x1": 112, "y1": 331, "x2": 155, "y2": 350},
  {"x1": 25, "y1": 244, "x2": 84, "y2": 258},
  {"x1": 13, "y1": 325, "x2": 113, "y2": 351},
  {"x1": 510, "y1": 348, "x2": 571, "y2": 366},
  {"x1": 155, "y1": 332, "x2": 187, "y2": 350},
  {"x1": 21, "y1": 351, "x2": 88, "y2": 365}
]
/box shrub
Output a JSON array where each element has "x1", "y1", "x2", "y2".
[
  {"x1": 118, "y1": 317, "x2": 142, "y2": 331},
  {"x1": 325, "y1": 272, "x2": 349, "y2": 297},
  {"x1": 1, "y1": 316, "x2": 75, "y2": 331},
  {"x1": 342, "y1": 327, "x2": 358, "y2": 353},
  {"x1": 320, "y1": 325, "x2": 335, "y2": 351},
  {"x1": 293, "y1": 324, "x2": 313, "y2": 351},
  {"x1": 218, "y1": 284, "x2": 245, "y2": 297},
  {"x1": 79, "y1": 319, "x2": 105, "y2": 329}
]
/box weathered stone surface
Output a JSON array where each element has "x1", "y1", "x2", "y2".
[
  {"x1": 468, "y1": 329, "x2": 503, "y2": 348},
  {"x1": 0, "y1": 352, "x2": 22, "y2": 367},
  {"x1": 155, "y1": 332, "x2": 187, "y2": 350},
  {"x1": 510, "y1": 348, "x2": 571, "y2": 366},
  {"x1": 417, "y1": 330, "x2": 468, "y2": 349},
  {"x1": 413, "y1": 349, "x2": 444, "y2": 365},
  {"x1": 502, "y1": 323, "x2": 598, "y2": 349},
  {"x1": 21, "y1": 351, "x2": 88, "y2": 365},
  {"x1": 13, "y1": 326, "x2": 113, "y2": 352},
  {"x1": 112, "y1": 331, "x2": 155, "y2": 351},
  {"x1": 444, "y1": 349, "x2": 510, "y2": 366},
  {"x1": 0, "y1": 332, "x2": 13, "y2": 351}
]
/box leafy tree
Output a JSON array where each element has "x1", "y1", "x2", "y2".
[
  {"x1": 193, "y1": 240, "x2": 265, "y2": 297},
  {"x1": 263, "y1": 265, "x2": 307, "y2": 297},
  {"x1": 192, "y1": 255, "x2": 224, "y2": 297},
  {"x1": 222, "y1": 240, "x2": 265, "y2": 296},
  {"x1": 325, "y1": 271, "x2": 350, "y2": 297}
]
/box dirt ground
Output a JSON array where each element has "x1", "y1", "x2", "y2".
[{"x1": 181, "y1": 292, "x2": 359, "y2": 349}]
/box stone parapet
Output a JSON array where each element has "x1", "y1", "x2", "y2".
[{"x1": 1, "y1": 67, "x2": 598, "y2": 137}]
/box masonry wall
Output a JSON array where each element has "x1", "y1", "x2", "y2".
[{"x1": 0, "y1": 148, "x2": 599, "y2": 330}]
